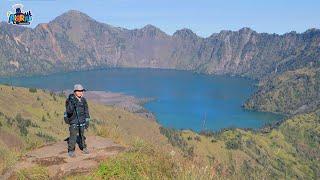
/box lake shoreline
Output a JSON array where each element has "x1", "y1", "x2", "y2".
[
  {"x1": 0, "y1": 68, "x2": 283, "y2": 132},
  {"x1": 60, "y1": 90, "x2": 157, "y2": 120},
  {"x1": 60, "y1": 89, "x2": 286, "y2": 134}
]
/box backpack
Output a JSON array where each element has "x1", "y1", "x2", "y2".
[{"x1": 64, "y1": 95, "x2": 74, "y2": 124}]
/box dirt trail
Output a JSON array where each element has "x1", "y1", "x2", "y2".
[{"x1": 2, "y1": 136, "x2": 126, "y2": 179}]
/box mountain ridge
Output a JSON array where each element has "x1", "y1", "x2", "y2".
[
  {"x1": 1, "y1": 10, "x2": 320, "y2": 115},
  {"x1": 2, "y1": 10, "x2": 319, "y2": 37}
]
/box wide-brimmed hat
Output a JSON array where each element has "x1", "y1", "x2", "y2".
[{"x1": 73, "y1": 84, "x2": 86, "y2": 92}]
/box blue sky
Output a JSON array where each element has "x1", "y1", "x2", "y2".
[{"x1": 1, "y1": 0, "x2": 319, "y2": 37}]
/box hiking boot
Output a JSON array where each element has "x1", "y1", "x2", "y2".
[
  {"x1": 82, "y1": 148, "x2": 89, "y2": 154},
  {"x1": 68, "y1": 151, "x2": 75, "y2": 157}
]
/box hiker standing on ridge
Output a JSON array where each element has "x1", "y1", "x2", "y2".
[{"x1": 65, "y1": 84, "x2": 90, "y2": 157}]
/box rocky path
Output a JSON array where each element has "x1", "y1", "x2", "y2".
[{"x1": 2, "y1": 136, "x2": 126, "y2": 179}]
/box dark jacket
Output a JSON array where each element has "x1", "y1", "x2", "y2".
[{"x1": 66, "y1": 94, "x2": 90, "y2": 125}]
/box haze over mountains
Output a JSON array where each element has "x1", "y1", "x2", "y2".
[{"x1": 0, "y1": 10, "x2": 319, "y2": 115}]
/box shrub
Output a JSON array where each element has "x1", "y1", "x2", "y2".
[
  {"x1": 42, "y1": 115, "x2": 46, "y2": 122},
  {"x1": 199, "y1": 130, "x2": 217, "y2": 137},
  {"x1": 31, "y1": 122, "x2": 39, "y2": 128},
  {"x1": 159, "y1": 127, "x2": 194, "y2": 157},
  {"x1": 211, "y1": 139, "x2": 217, "y2": 143},
  {"x1": 36, "y1": 131, "x2": 56, "y2": 142},
  {"x1": 15, "y1": 113, "x2": 32, "y2": 136},
  {"x1": 29, "y1": 88, "x2": 37, "y2": 93},
  {"x1": 6, "y1": 117, "x2": 14, "y2": 127},
  {"x1": 194, "y1": 136, "x2": 201, "y2": 142},
  {"x1": 225, "y1": 138, "x2": 241, "y2": 150}
]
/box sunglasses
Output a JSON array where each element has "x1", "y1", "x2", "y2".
[{"x1": 74, "y1": 90, "x2": 84, "y2": 92}]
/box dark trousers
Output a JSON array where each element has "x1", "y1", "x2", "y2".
[{"x1": 68, "y1": 125, "x2": 87, "y2": 152}]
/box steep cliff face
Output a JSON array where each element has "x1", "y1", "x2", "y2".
[
  {"x1": 1, "y1": 10, "x2": 319, "y2": 78},
  {"x1": 196, "y1": 28, "x2": 320, "y2": 78}
]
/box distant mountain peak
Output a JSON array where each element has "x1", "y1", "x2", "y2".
[
  {"x1": 49, "y1": 9, "x2": 95, "y2": 25},
  {"x1": 61, "y1": 10, "x2": 91, "y2": 18},
  {"x1": 239, "y1": 27, "x2": 254, "y2": 33},
  {"x1": 140, "y1": 24, "x2": 167, "y2": 36},
  {"x1": 304, "y1": 28, "x2": 320, "y2": 34},
  {"x1": 174, "y1": 28, "x2": 195, "y2": 35},
  {"x1": 65, "y1": 9, "x2": 84, "y2": 14},
  {"x1": 173, "y1": 28, "x2": 199, "y2": 40},
  {"x1": 219, "y1": 29, "x2": 233, "y2": 34},
  {"x1": 141, "y1": 24, "x2": 162, "y2": 32}
]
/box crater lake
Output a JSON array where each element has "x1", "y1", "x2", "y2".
[{"x1": 0, "y1": 68, "x2": 283, "y2": 132}]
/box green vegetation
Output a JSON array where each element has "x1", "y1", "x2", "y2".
[
  {"x1": 17, "y1": 165, "x2": 49, "y2": 180},
  {"x1": 87, "y1": 138, "x2": 220, "y2": 180},
  {"x1": 93, "y1": 139, "x2": 177, "y2": 179},
  {"x1": 0, "y1": 84, "x2": 319, "y2": 179},
  {"x1": 28, "y1": 88, "x2": 37, "y2": 93},
  {"x1": 245, "y1": 67, "x2": 320, "y2": 115},
  {"x1": 0, "y1": 142, "x2": 19, "y2": 176},
  {"x1": 169, "y1": 111, "x2": 320, "y2": 179},
  {"x1": 159, "y1": 127, "x2": 194, "y2": 157},
  {"x1": 93, "y1": 112, "x2": 320, "y2": 179}
]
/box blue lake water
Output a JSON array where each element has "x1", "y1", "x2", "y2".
[{"x1": 0, "y1": 68, "x2": 283, "y2": 132}]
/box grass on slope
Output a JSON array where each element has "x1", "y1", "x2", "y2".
[
  {"x1": 0, "y1": 84, "x2": 214, "y2": 180},
  {"x1": 161, "y1": 111, "x2": 319, "y2": 179},
  {"x1": 0, "y1": 84, "x2": 174, "y2": 176},
  {"x1": 1, "y1": 84, "x2": 319, "y2": 179},
  {"x1": 82, "y1": 110, "x2": 319, "y2": 179}
]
